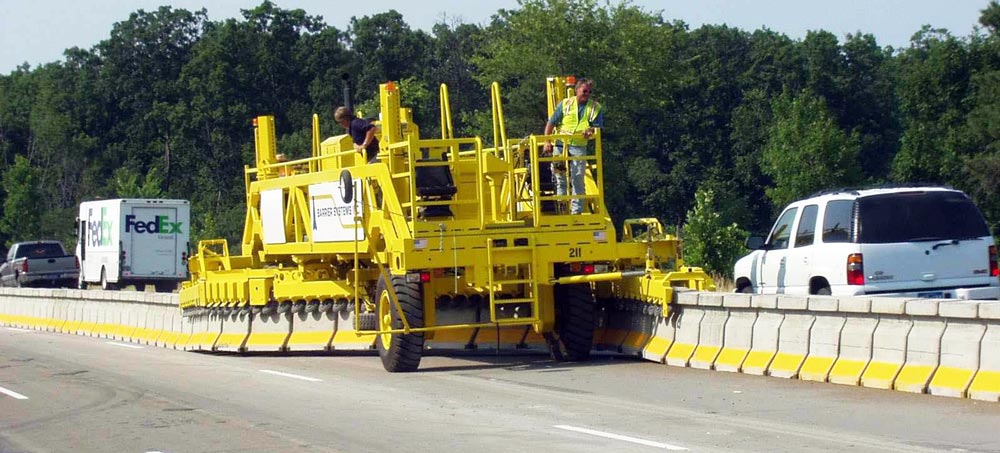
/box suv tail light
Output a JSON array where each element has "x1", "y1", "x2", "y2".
[
  {"x1": 990, "y1": 245, "x2": 998, "y2": 277},
  {"x1": 847, "y1": 253, "x2": 864, "y2": 285},
  {"x1": 75, "y1": 256, "x2": 80, "y2": 269},
  {"x1": 20, "y1": 260, "x2": 28, "y2": 273}
]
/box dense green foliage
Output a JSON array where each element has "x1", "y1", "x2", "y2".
[
  {"x1": 681, "y1": 188, "x2": 748, "y2": 279},
  {"x1": 2, "y1": 0, "x2": 1000, "y2": 275}
]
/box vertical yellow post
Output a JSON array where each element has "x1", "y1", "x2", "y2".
[
  {"x1": 254, "y1": 116, "x2": 279, "y2": 178},
  {"x1": 380, "y1": 82, "x2": 403, "y2": 144},
  {"x1": 439, "y1": 83, "x2": 453, "y2": 140}
]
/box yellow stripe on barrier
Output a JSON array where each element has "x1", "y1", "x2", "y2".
[
  {"x1": 119, "y1": 325, "x2": 138, "y2": 341},
  {"x1": 969, "y1": 370, "x2": 1000, "y2": 401},
  {"x1": 621, "y1": 332, "x2": 651, "y2": 351},
  {"x1": 174, "y1": 332, "x2": 193, "y2": 350},
  {"x1": 800, "y1": 356, "x2": 837, "y2": 382},
  {"x1": 330, "y1": 330, "x2": 375, "y2": 350},
  {"x1": 714, "y1": 347, "x2": 749, "y2": 371},
  {"x1": 47, "y1": 318, "x2": 66, "y2": 332},
  {"x1": 829, "y1": 358, "x2": 868, "y2": 385},
  {"x1": 215, "y1": 332, "x2": 249, "y2": 350},
  {"x1": 665, "y1": 342, "x2": 696, "y2": 366},
  {"x1": 131, "y1": 327, "x2": 155, "y2": 344},
  {"x1": 244, "y1": 332, "x2": 288, "y2": 349},
  {"x1": 158, "y1": 331, "x2": 180, "y2": 348},
  {"x1": 286, "y1": 331, "x2": 334, "y2": 349},
  {"x1": 143, "y1": 329, "x2": 166, "y2": 345},
  {"x1": 77, "y1": 320, "x2": 97, "y2": 336},
  {"x1": 186, "y1": 331, "x2": 219, "y2": 350},
  {"x1": 861, "y1": 361, "x2": 903, "y2": 389},
  {"x1": 641, "y1": 336, "x2": 673, "y2": 362},
  {"x1": 62, "y1": 319, "x2": 80, "y2": 334},
  {"x1": 768, "y1": 352, "x2": 806, "y2": 377},
  {"x1": 742, "y1": 350, "x2": 776, "y2": 374},
  {"x1": 894, "y1": 364, "x2": 936, "y2": 393},
  {"x1": 691, "y1": 345, "x2": 721, "y2": 368},
  {"x1": 95, "y1": 322, "x2": 115, "y2": 338},
  {"x1": 929, "y1": 366, "x2": 976, "y2": 397}
]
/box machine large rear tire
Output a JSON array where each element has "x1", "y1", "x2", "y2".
[
  {"x1": 549, "y1": 283, "x2": 595, "y2": 361},
  {"x1": 375, "y1": 275, "x2": 424, "y2": 372}
]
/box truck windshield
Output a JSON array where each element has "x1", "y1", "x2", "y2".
[
  {"x1": 16, "y1": 243, "x2": 65, "y2": 259},
  {"x1": 857, "y1": 191, "x2": 989, "y2": 244}
]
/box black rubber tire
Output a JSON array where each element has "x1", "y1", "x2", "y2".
[
  {"x1": 154, "y1": 282, "x2": 176, "y2": 293},
  {"x1": 340, "y1": 169, "x2": 353, "y2": 203},
  {"x1": 738, "y1": 283, "x2": 753, "y2": 294},
  {"x1": 549, "y1": 283, "x2": 595, "y2": 362},
  {"x1": 100, "y1": 268, "x2": 117, "y2": 291},
  {"x1": 816, "y1": 286, "x2": 832, "y2": 296},
  {"x1": 375, "y1": 275, "x2": 424, "y2": 372}
]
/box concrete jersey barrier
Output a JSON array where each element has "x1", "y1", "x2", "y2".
[{"x1": 0, "y1": 287, "x2": 997, "y2": 402}]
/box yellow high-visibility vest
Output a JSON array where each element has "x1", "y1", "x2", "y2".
[{"x1": 558, "y1": 97, "x2": 602, "y2": 147}]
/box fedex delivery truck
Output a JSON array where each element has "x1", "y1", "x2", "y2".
[{"x1": 76, "y1": 199, "x2": 190, "y2": 292}]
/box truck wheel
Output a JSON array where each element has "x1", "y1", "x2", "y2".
[
  {"x1": 154, "y1": 282, "x2": 176, "y2": 293},
  {"x1": 375, "y1": 275, "x2": 424, "y2": 372},
  {"x1": 100, "y1": 268, "x2": 117, "y2": 291},
  {"x1": 548, "y1": 283, "x2": 595, "y2": 362}
]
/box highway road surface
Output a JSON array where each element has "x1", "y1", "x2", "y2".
[{"x1": 1, "y1": 326, "x2": 998, "y2": 452}]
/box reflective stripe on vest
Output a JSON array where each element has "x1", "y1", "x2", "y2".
[{"x1": 558, "y1": 97, "x2": 601, "y2": 147}]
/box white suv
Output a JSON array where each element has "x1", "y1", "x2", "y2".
[{"x1": 733, "y1": 186, "x2": 1000, "y2": 299}]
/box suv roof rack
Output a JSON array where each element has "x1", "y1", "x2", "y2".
[{"x1": 806, "y1": 183, "x2": 954, "y2": 199}]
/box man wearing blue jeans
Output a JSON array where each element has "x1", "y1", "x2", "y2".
[{"x1": 542, "y1": 78, "x2": 603, "y2": 215}]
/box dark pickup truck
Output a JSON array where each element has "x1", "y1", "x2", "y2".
[{"x1": 0, "y1": 241, "x2": 79, "y2": 288}]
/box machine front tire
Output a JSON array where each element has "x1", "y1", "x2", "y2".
[
  {"x1": 375, "y1": 275, "x2": 424, "y2": 372},
  {"x1": 549, "y1": 283, "x2": 595, "y2": 362}
]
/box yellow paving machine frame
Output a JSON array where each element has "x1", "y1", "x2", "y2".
[{"x1": 180, "y1": 77, "x2": 714, "y2": 371}]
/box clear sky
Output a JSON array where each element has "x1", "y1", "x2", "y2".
[{"x1": 0, "y1": 0, "x2": 993, "y2": 74}]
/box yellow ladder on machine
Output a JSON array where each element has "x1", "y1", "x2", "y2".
[{"x1": 485, "y1": 237, "x2": 540, "y2": 323}]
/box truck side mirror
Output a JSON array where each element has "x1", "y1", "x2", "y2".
[{"x1": 745, "y1": 235, "x2": 766, "y2": 250}]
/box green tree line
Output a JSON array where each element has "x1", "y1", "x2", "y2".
[{"x1": 2, "y1": 0, "x2": 1000, "y2": 278}]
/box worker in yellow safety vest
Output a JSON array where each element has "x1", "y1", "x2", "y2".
[{"x1": 542, "y1": 78, "x2": 603, "y2": 214}]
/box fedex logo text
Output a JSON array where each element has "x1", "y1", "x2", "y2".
[{"x1": 125, "y1": 215, "x2": 183, "y2": 234}]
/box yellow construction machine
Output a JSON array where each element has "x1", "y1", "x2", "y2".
[{"x1": 179, "y1": 76, "x2": 714, "y2": 371}]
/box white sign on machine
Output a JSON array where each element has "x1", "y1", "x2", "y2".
[
  {"x1": 261, "y1": 189, "x2": 286, "y2": 244},
  {"x1": 309, "y1": 180, "x2": 364, "y2": 242}
]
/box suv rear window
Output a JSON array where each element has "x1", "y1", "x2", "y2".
[
  {"x1": 822, "y1": 200, "x2": 854, "y2": 243},
  {"x1": 857, "y1": 191, "x2": 989, "y2": 244}
]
